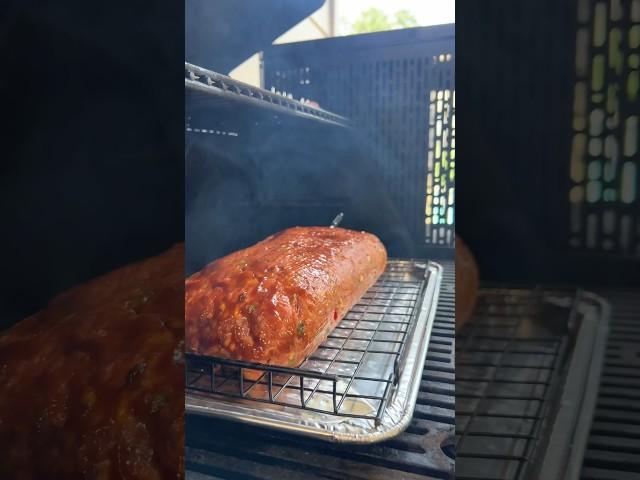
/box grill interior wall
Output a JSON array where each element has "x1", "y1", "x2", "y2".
[{"x1": 263, "y1": 26, "x2": 455, "y2": 251}]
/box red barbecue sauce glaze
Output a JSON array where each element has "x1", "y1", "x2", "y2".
[{"x1": 185, "y1": 227, "x2": 387, "y2": 368}]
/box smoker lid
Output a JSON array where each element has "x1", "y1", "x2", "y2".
[{"x1": 186, "y1": 0, "x2": 325, "y2": 74}]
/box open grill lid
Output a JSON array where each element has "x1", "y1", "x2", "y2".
[{"x1": 186, "y1": 0, "x2": 325, "y2": 74}]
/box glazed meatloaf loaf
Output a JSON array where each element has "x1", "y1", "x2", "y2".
[
  {"x1": 0, "y1": 245, "x2": 184, "y2": 480},
  {"x1": 185, "y1": 227, "x2": 387, "y2": 368}
]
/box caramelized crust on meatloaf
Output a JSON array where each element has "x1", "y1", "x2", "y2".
[
  {"x1": 185, "y1": 227, "x2": 387, "y2": 367},
  {"x1": 0, "y1": 245, "x2": 184, "y2": 480}
]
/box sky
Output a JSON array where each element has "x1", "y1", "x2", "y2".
[{"x1": 334, "y1": 0, "x2": 455, "y2": 35}]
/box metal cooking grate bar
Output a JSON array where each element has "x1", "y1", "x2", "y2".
[
  {"x1": 582, "y1": 289, "x2": 640, "y2": 479},
  {"x1": 186, "y1": 260, "x2": 428, "y2": 423}
]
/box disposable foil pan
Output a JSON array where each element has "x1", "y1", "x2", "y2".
[{"x1": 185, "y1": 260, "x2": 443, "y2": 444}]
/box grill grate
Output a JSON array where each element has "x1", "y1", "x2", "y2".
[
  {"x1": 185, "y1": 260, "x2": 455, "y2": 479},
  {"x1": 185, "y1": 62, "x2": 349, "y2": 128},
  {"x1": 581, "y1": 289, "x2": 640, "y2": 479},
  {"x1": 186, "y1": 260, "x2": 428, "y2": 423},
  {"x1": 456, "y1": 289, "x2": 577, "y2": 480}
]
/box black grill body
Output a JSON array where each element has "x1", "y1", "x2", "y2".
[
  {"x1": 263, "y1": 26, "x2": 455, "y2": 254},
  {"x1": 457, "y1": 0, "x2": 640, "y2": 475}
]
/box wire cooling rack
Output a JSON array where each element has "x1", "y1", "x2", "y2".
[
  {"x1": 455, "y1": 289, "x2": 573, "y2": 479},
  {"x1": 185, "y1": 260, "x2": 430, "y2": 424},
  {"x1": 455, "y1": 287, "x2": 613, "y2": 480}
]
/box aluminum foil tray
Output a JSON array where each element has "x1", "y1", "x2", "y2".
[
  {"x1": 456, "y1": 288, "x2": 610, "y2": 480},
  {"x1": 185, "y1": 259, "x2": 443, "y2": 444}
]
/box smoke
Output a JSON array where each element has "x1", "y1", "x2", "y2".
[{"x1": 185, "y1": 93, "x2": 417, "y2": 276}]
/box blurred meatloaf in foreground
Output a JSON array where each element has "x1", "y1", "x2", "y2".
[
  {"x1": 0, "y1": 245, "x2": 184, "y2": 480},
  {"x1": 455, "y1": 235, "x2": 479, "y2": 331},
  {"x1": 185, "y1": 227, "x2": 387, "y2": 368}
]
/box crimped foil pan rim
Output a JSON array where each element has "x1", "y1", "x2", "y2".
[{"x1": 185, "y1": 260, "x2": 443, "y2": 444}]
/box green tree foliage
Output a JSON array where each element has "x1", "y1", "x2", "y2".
[
  {"x1": 394, "y1": 9, "x2": 418, "y2": 28},
  {"x1": 352, "y1": 8, "x2": 418, "y2": 34}
]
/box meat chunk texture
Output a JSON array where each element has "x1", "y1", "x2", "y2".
[
  {"x1": 185, "y1": 227, "x2": 387, "y2": 367},
  {"x1": 0, "y1": 245, "x2": 185, "y2": 480}
]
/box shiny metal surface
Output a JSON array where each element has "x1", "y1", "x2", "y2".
[
  {"x1": 185, "y1": 259, "x2": 442, "y2": 444},
  {"x1": 456, "y1": 288, "x2": 610, "y2": 480},
  {"x1": 185, "y1": 63, "x2": 349, "y2": 128}
]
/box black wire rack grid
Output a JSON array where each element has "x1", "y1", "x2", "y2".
[
  {"x1": 186, "y1": 260, "x2": 430, "y2": 425},
  {"x1": 455, "y1": 288, "x2": 580, "y2": 480}
]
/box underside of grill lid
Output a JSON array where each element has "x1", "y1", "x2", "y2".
[{"x1": 186, "y1": 0, "x2": 325, "y2": 73}]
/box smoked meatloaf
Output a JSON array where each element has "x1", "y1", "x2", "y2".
[
  {"x1": 0, "y1": 245, "x2": 184, "y2": 480},
  {"x1": 185, "y1": 227, "x2": 387, "y2": 368}
]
